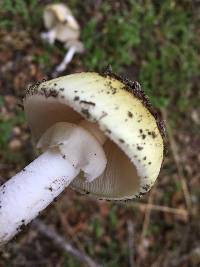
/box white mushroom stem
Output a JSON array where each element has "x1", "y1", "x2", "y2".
[
  {"x1": 55, "y1": 46, "x2": 77, "y2": 74},
  {"x1": 0, "y1": 122, "x2": 107, "y2": 245},
  {"x1": 0, "y1": 148, "x2": 79, "y2": 246}
]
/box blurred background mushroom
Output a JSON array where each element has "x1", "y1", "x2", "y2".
[{"x1": 41, "y1": 3, "x2": 84, "y2": 77}]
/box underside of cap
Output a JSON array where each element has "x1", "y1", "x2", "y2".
[
  {"x1": 37, "y1": 122, "x2": 107, "y2": 182},
  {"x1": 24, "y1": 72, "x2": 164, "y2": 201}
]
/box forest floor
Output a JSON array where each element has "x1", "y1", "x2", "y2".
[{"x1": 0, "y1": 1, "x2": 199, "y2": 266}]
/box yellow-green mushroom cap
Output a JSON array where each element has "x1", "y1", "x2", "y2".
[{"x1": 24, "y1": 72, "x2": 165, "y2": 201}]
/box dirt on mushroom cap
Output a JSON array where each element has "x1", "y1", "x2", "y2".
[{"x1": 24, "y1": 71, "x2": 164, "y2": 201}]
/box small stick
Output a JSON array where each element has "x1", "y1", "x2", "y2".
[
  {"x1": 162, "y1": 109, "x2": 192, "y2": 212},
  {"x1": 32, "y1": 219, "x2": 102, "y2": 267},
  {"x1": 136, "y1": 187, "x2": 155, "y2": 267},
  {"x1": 141, "y1": 186, "x2": 156, "y2": 238},
  {"x1": 131, "y1": 202, "x2": 188, "y2": 217}
]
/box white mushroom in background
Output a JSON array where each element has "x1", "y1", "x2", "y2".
[
  {"x1": 0, "y1": 71, "x2": 165, "y2": 246},
  {"x1": 41, "y1": 3, "x2": 84, "y2": 76}
]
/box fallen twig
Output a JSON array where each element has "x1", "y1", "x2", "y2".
[
  {"x1": 140, "y1": 187, "x2": 156, "y2": 238},
  {"x1": 136, "y1": 187, "x2": 156, "y2": 267},
  {"x1": 162, "y1": 109, "x2": 192, "y2": 212},
  {"x1": 131, "y1": 202, "x2": 188, "y2": 217},
  {"x1": 32, "y1": 219, "x2": 102, "y2": 267}
]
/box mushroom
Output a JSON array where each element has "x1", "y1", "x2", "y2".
[
  {"x1": 40, "y1": 3, "x2": 84, "y2": 75},
  {"x1": 0, "y1": 71, "x2": 165, "y2": 245},
  {"x1": 41, "y1": 3, "x2": 80, "y2": 44}
]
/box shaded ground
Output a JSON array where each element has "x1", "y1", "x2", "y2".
[{"x1": 0, "y1": 1, "x2": 200, "y2": 266}]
